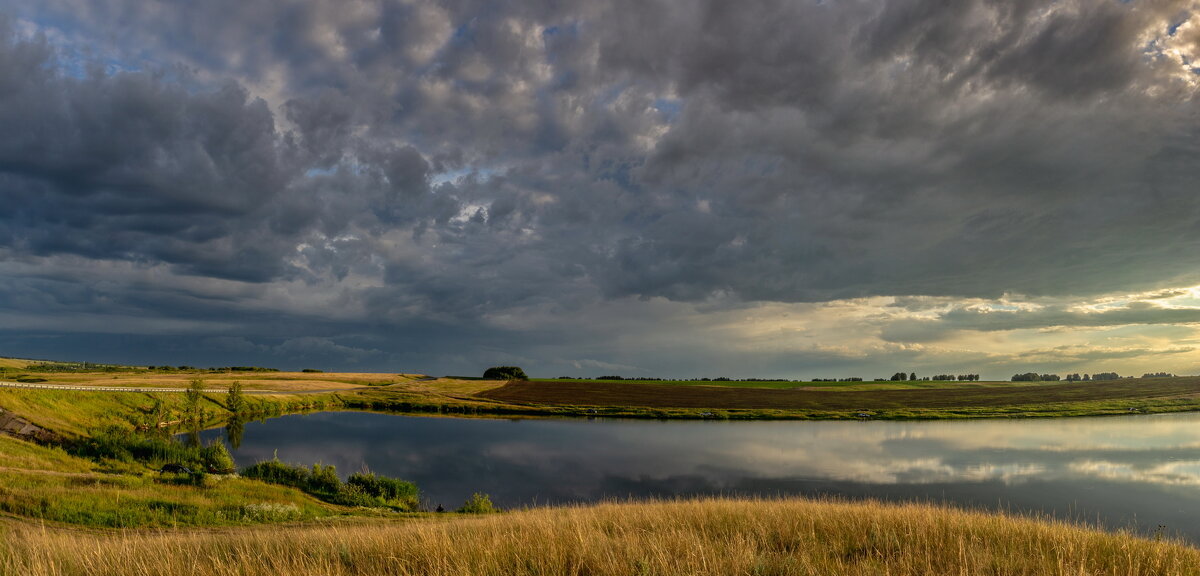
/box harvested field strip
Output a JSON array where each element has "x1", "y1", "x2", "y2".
[{"x1": 478, "y1": 378, "x2": 1200, "y2": 410}]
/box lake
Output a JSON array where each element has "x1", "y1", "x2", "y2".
[{"x1": 198, "y1": 411, "x2": 1200, "y2": 541}]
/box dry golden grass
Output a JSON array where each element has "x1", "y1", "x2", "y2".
[
  {"x1": 0, "y1": 357, "x2": 35, "y2": 369},
  {"x1": 3, "y1": 497, "x2": 1197, "y2": 576}
]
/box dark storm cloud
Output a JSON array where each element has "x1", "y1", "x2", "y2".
[
  {"x1": 1, "y1": 0, "x2": 1200, "y2": 373},
  {"x1": 881, "y1": 301, "x2": 1200, "y2": 343}
]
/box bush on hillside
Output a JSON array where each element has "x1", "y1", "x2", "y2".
[
  {"x1": 241, "y1": 459, "x2": 311, "y2": 489},
  {"x1": 200, "y1": 442, "x2": 235, "y2": 473},
  {"x1": 457, "y1": 492, "x2": 499, "y2": 514},
  {"x1": 347, "y1": 472, "x2": 420, "y2": 510}
]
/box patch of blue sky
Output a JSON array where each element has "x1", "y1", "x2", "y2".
[
  {"x1": 17, "y1": 17, "x2": 142, "y2": 80},
  {"x1": 451, "y1": 19, "x2": 476, "y2": 42},
  {"x1": 1168, "y1": 17, "x2": 1187, "y2": 37},
  {"x1": 304, "y1": 167, "x2": 338, "y2": 178},
  {"x1": 594, "y1": 82, "x2": 631, "y2": 108},
  {"x1": 541, "y1": 21, "x2": 581, "y2": 87},
  {"x1": 653, "y1": 97, "x2": 682, "y2": 123},
  {"x1": 431, "y1": 166, "x2": 500, "y2": 186},
  {"x1": 1087, "y1": 299, "x2": 1134, "y2": 311},
  {"x1": 542, "y1": 21, "x2": 580, "y2": 40},
  {"x1": 978, "y1": 303, "x2": 1024, "y2": 312}
]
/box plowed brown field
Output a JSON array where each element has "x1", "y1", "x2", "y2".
[{"x1": 477, "y1": 377, "x2": 1200, "y2": 410}]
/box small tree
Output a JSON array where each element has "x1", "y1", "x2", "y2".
[
  {"x1": 226, "y1": 381, "x2": 246, "y2": 414},
  {"x1": 483, "y1": 366, "x2": 528, "y2": 380},
  {"x1": 183, "y1": 379, "x2": 205, "y2": 421}
]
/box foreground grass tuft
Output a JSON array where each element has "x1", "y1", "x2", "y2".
[{"x1": 3, "y1": 497, "x2": 1200, "y2": 575}]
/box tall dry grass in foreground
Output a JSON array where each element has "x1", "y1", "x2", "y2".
[{"x1": 3, "y1": 497, "x2": 1198, "y2": 576}]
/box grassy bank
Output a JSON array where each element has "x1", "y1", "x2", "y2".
[
  {"x1": 0, "y1": 435, "x2": 350, "y2": 528},
  {"x1": 3, "y1": 497, "x2": 1198, "y2": 576},
  {"x1": 0, "y1": 386, "x2": 345, "y2": 437}
]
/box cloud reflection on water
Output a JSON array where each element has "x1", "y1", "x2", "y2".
[{"x1": 206, "y1": 412, "x2": 1200, "y2": 540}]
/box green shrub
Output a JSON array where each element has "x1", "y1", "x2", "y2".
[
  {"x1": 347, "y1": 472, "x2": 420, "y2": 510},
  {"x1": 308, "y1": 464, "x2": 340, "y2": 496},
  {"x1": 200, "y1": 441, "x2": 235, "y2": 473},
  {"x1": 329, "y1": 483, "x2": 378, "y2": 507},
  {"x1": 242, "y1": 460, "x2": 420, "y2": 511},
  {"x1": 241, "y1": 459, "x2": 311, "y2": 489},
  {"x1": 457, "y1": 492, "x2": 498, "y2": 514}
]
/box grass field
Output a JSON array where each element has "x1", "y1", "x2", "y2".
[
  {"x1": 0, "y1": 357, "x2": 35, "y2": 369},
  {"x1": 4, "y1": 497, "x2": 1199, "y2": 576},
  {"x1": 482, "y1": 377, "x2": 1200, "y2": 418},
  {"x1": 0, "y1": 435, "x2": 345, "y2": 527}
]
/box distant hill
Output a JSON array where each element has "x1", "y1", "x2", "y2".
[{"x1": 0, "y1": 357, "x2": 37, "y2": 369}]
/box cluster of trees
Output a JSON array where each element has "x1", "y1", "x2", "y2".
[
  {"x1": 883, "y1": 372, "x2": 979, "y2": 382},
  {"x1": 1017, "y1": 372, "x2": 1128, "y2": 382},
  {"x1": 1142, "y1": 372, "x2": 1174, "y2": 378},
  {"x1": 588, "y1": 375, "x2": 809, "y2": 382},
  {"x1": 483, "y1": 366, "x2": 528, "y2": 380},
  {"x1": 812, "y1": 377, "x2": 863, "y2": 382}
]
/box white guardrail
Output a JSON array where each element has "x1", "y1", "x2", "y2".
[{"x1": 0, "y1": 382, "x2": 267, "y2": 393}]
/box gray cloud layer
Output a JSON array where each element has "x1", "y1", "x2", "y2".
[{"x1": 1, "y1": 0, "x2": 1200, "y2": 374}]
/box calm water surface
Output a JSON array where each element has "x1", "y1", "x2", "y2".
[{"x1": 200, "y1": 412, "x2": 1200, "y2": 541}]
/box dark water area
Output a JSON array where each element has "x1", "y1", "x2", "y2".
[{"x1": 198, "y1": 411, "x2": 1200, "y2": 542}]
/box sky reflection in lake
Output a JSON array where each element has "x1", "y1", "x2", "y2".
[{"x1": 201, "y1": 412, "x2": 1200, "y2": 541}]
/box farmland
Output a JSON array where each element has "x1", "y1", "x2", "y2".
[
  {"x1": 6, "y1": 361, "x2": 1200, "y2": 423},
  {"x1": 481, "y1": 376, "x2": 1200, "y2": 418}
]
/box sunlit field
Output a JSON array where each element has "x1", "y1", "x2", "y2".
[{"x1": 6, "y1": 497, "x2": 1200, "y2": 576}]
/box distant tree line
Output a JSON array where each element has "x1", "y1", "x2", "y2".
[
  {"x1": 929, "y1": 374, "x2": 980, "y2": 381},
  {"x1": 1142, "y1": 372, "x2": 1174, "y2": 378},
  {"x1": 1017, "y1": 372, "x2": 1131, "y2": 382}
]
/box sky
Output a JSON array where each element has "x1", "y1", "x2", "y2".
[{"x1": 1, "y1": 0, "x2": 1200, "y2": 379}]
